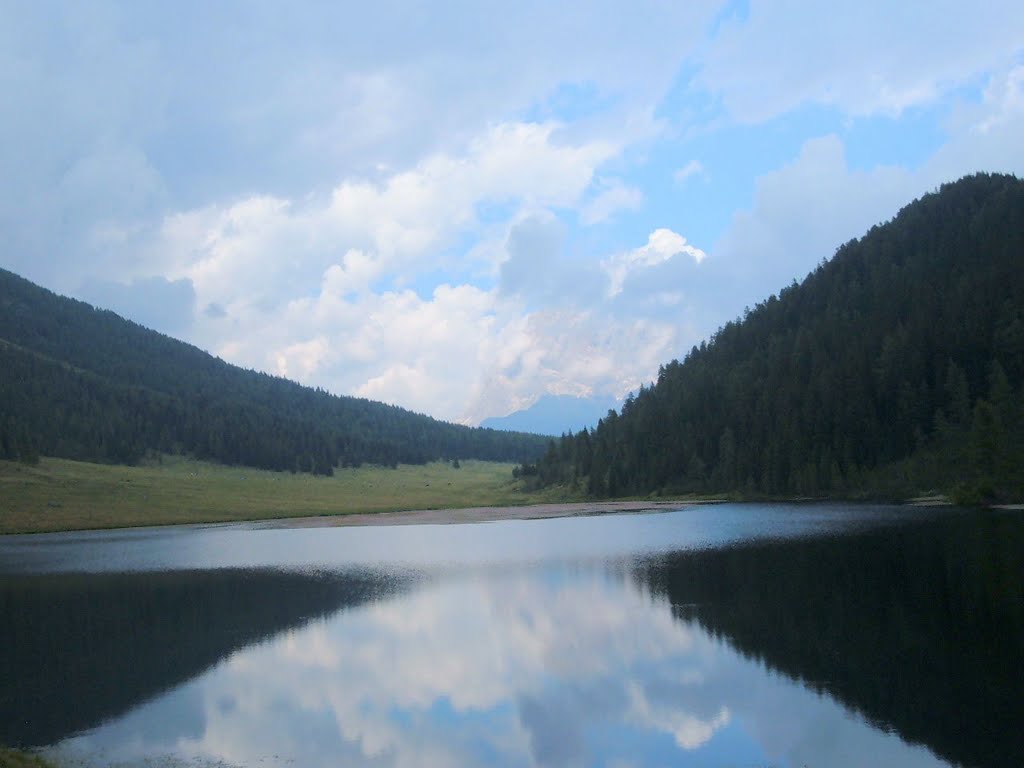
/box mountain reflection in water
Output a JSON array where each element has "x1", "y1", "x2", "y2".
[
  {"x1": 634, "y1": 511, "x2": 1024, "y2": 768},
  {"x1": 0, "y1": 506, "x2": 1020, "y2": 768},
  {"x1": 0, "y1": 567, "x2": 410, "y2": 747}
]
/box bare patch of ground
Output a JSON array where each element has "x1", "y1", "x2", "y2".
[{"x1": 905, "y1": 494, "x2": 952, "y2": 506}]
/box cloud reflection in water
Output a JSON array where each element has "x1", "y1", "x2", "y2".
[{"x1": 50, "y1": 562, "x2": 949, "y2": 768}]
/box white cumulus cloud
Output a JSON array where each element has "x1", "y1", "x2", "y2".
[{"x1": 603, "y1": 229, "x2": 706, "y2": 298}]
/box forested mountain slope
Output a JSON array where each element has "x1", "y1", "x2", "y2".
[
  {"x1": 525, "y1": 173, "x2": 1024, "y2": 501},
  {"x1": 0, "y1": 271, "x2": 548, "y2": 473}
]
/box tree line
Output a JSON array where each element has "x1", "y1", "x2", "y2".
[{"x1": 521, "y1": 173, "x2": 1024, "y2": 502}]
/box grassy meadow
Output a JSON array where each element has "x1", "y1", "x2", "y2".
[
  {"x1": 0, "y1": 749, "x2": 55, "y2": 768},
  {"x1": 0, "y1": 456, "x2": 559, "y2": 535}
]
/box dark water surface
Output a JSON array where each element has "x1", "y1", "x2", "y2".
[{"x1": 1, "y1": 504, "x2": 1021, "y2": 767}]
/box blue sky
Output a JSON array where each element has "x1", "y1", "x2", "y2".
[{"x1": 2, "y1": 1, "x2": 1023, "y2": 424}]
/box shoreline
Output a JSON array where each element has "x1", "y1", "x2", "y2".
[
  {"x1": 242, "y1": 499, "x2": 718, "y2": 528},
  {"x1": 233, "y1": 494, "x2": 979, "y2": 530},
  {"x1": 3, "y1": 495, "x2": 976, "y2": 537}
]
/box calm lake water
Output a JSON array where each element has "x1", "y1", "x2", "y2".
[{"x1": 1, "y1": 504, "x2": 1021, "y2": 768}]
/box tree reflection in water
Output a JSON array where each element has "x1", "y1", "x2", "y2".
[{"x1": 635, "y1": 510, "x2": 1024, "y2": 768}]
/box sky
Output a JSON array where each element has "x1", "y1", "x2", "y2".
[{"x1": 2, "y1": 1, "x2": 1023, "y2": 425}]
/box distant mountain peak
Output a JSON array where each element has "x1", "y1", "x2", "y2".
[{"x1": 481, "y1": 394, "x2": 620, "y2": 436}]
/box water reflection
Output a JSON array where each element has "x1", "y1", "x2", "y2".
[
  {"x1": 44, "y1": 565, "x2": 955, "y2": 768},
  {"x1": 635, "y1": 511, "x2": 1024, "y2": 768},
  {"x1": 0, "y1": 567, "x2": 409, "y2": 748},
  {"x1": 0, "y1": 502, "x2": 928, "y2": 574},
  {"x1": 0, "y1": 507, "x2": 1019, "y2": 768}
]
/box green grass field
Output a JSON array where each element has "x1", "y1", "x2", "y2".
[
  {"x1": 0, "y1": 748, "x2": 55, "y2": 768},
  {"x1": 0, "y1": 456, "x2": 559, "y2": 535}
]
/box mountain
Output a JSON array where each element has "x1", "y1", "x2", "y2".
[
  {"x1": 525, "y1": 173, "x2": 1024, "y2": 502},
  {"x1": 480, "y1": 394, "x2": 620, "y2": 436},
  {"x1": 0, "y1": 270, "x2": 548, "y2": 473}
]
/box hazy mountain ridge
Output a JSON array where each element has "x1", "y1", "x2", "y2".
[
  {"x1": 480, "y1": 394, "x2": 620, "y2": 436},
  {"x1": 525, "y1": 173, "x2": 1024, "y2": 502},
  {"x1": 0, "y1": 271, "x2": 548, "y2": 473}
]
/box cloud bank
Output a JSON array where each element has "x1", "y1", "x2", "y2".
[{"x1": 1, "y1": 1, "x2": 1022, "y2": 422}]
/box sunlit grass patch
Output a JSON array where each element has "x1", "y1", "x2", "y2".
[
  {"x1": 0, "y1": 748, "x2": 56, "y2": 768},
  {"x1": 0, "y1": 456, "x2": 558, "y2": 534}
]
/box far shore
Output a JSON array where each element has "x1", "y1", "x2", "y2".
[{"x1": 2, "y1": 455, "x2": 994, "y2": 537}]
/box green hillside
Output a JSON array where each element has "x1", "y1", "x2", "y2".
[
  {"x1": 525, "y1": 173, "x2": 1024, "y2": 502},
  {"x1": 0, "y1": 271, "x2": 548, "y2": 474}
]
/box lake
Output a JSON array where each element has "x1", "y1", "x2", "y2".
[{"x1": 1, "y1": 504, "x2": 1021, "y2": 767}]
